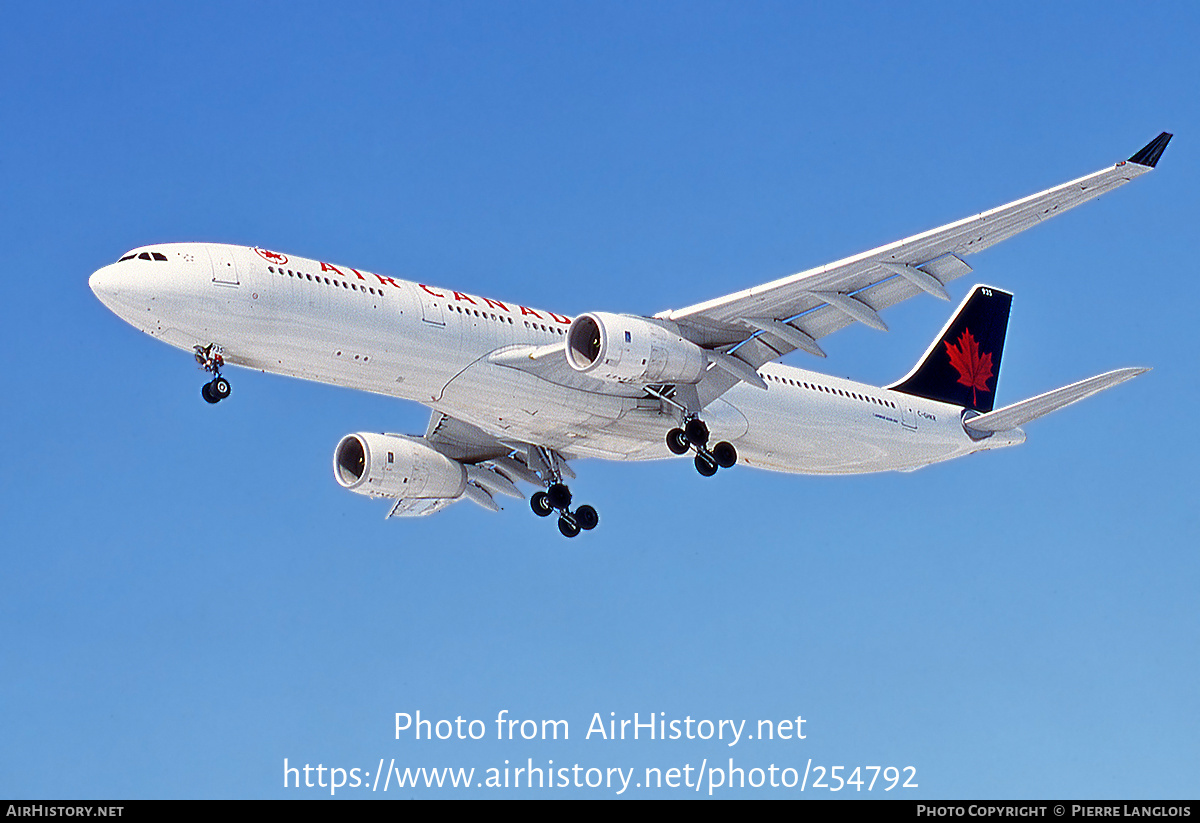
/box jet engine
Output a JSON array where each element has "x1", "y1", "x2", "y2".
[
  {"x1": 565, "y1": 312, "x2": 707, "y2": 385},
  {"x1": 333, "y1": 432, "x2": 466, "y2": 500}
]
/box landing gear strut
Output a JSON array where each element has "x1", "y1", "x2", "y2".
[
  {"x1": 194, "y1": 344, "x2": 231, "y2": 404},
  {"x1": 528, "y1": 449, "x2": 598, "y2": 538},
  {"x1": 667, "y1": 416, "x2": 738, "y2": 477}
]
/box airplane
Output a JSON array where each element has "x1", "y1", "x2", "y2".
[{"x1": 89, "y1": 132, "x2": 1171, "y2": 537}]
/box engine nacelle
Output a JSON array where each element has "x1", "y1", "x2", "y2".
[
  {"x1": 565, "y1": 312, "x2": 707, "y2": 385},
  {"x1": 333, "y1": 433, "x2": 466, "y2": 500}
]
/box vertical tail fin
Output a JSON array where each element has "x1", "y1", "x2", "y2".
[{"x1": 888, "y1": 285, "x2": 1012, "y2": 412}]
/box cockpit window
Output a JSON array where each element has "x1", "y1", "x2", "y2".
[
  {"x1": 138, "y1": 252, "x2": 152, "y2": 260},
  {"x1": 152, "y1": 252, "x2": 167, "y2": 261},
  {"x1": 118, "y1": 254, "x2": 136, "y2": 262},
  {"x1": 119, "y1": 251, "x2": 169, "y2": 262}
]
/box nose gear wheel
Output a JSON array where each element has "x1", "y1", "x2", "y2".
[{"x1": 194, "y1": 344, "x2": 231, "y2": 404}]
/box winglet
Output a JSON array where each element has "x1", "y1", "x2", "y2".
[{"x1": 1128, "y1": 132, "x2": 1173, "y2": 168}]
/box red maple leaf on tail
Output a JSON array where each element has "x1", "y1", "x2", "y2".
[{"x1": 944, "y1": 328, "x2": 994, "y2": 407}]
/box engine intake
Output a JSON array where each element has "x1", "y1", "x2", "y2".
[
  {"x1": 566, "y1": 312, "x2": 707, "y2": 385},
  {"x1": 333, "y1": 433, "x2": 467, "y2": 500}
]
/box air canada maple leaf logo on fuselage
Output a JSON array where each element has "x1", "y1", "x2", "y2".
[
  {"x1": 944, "y1": 328, "x2": 994, "y2": 407},
  {"x1": 254, "y1": 247, "x2": 288, "y2": 265}
]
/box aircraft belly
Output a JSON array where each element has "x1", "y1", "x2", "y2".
[
  {"x1": 143, "y1": 264, "x2": 444, "y2": 401},
  {"x1": 140, "y1": 264, "x2": 984, "y2": 473},
  {"x1": 437, "y1": 362, "x2": 666, "y2": 458},
  {"x1": 725, "y1": 385, "x2": 974, "y2": 474}
]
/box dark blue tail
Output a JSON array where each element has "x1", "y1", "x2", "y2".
[{"x1": 889, "y1": 285, "x2": 1012, "y2": 412}]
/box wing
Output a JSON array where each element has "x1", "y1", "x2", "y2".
[
  {"x1": 375, "y1": 412, "x2": 548, "y2": 518},
  {"x1": 424, "y1": 410, "x2": 512, "y2": 462},
  {"x1": 657, "y1": 132, "x2": 1171, "y2": 405},
  {"x1": 425, "y1": 410, "x2": 576, "y2": 479}
]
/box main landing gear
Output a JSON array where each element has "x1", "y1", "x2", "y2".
[
  {"x1": 531, "y1": 482, "x2": 599, "y2": 538},
  {"x1": 667, "y1": 417, "x2": 737, "y2": 477},
  {"x1": 522, "y1": 446, "x2": 599, "y2": 539},
  {"x1": 195, "y1": 344, "x2": 231, "y2": 404}
]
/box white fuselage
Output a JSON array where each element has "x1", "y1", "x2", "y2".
[{"x1": 89, "y1": 243, "x2": 1023, "y2": 474}]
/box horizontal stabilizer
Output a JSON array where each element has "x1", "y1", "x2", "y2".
[{"x1": 963, "y1": 368, "x2": 1149, "y2": 433}]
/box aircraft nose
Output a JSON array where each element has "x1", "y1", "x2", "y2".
[{"x1": 89, "y1": 263, "x2": 122, "y2": 307}]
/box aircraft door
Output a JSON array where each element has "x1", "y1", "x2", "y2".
[
  {"x1": 207, "y1": 246, "x2": 240, "y2": 286},
  {"x1": 417, "y1": 285, "x2": 445, "y2": 326},
  {"x1": 901, "y1": 405, "x2": 917, "y2": 430}
]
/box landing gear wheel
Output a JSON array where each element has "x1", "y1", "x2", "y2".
[
  {"x1": 531, "y1": 491, "x2": 554, "y2": 517},
  {"x1": 575, "y1": 504, "x2": 599, "y2": 531},
  {"x1": 212, "y1": 377, "x2": 231, "y2": 400},
  {"x1": 666, "y1": 428, "x2": 690, "y2": 455},
  {"x1": 712, "y1": 441, "x2": 737, "y2": 468},
  {"x1": 695, "y1": 451, "x2": 718, "y2": 477},
  {"x1": 546, "y1": 482, "x2": 572, "y2": 510},
  {"x1": 684, "y1": 418, "x2": 710, "y2": 448},
  {"x1": 558, "y1": 512, "x2": 581, "y2": 538},
  {"x1": 201, "y1": 382, "x2": 219, "y2": 404}
]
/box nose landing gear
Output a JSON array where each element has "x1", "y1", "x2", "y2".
[
  {"x1": 200, "y1": 376, "x2": 231, "y2": 404},
  {"x1": 195, "y1": 344, "x2": 231, "y2": 404},
  {"x1": 667, "y1": 417, "x2": 738, "y2": 476}
]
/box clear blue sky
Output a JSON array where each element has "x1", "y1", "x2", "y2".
[{"x1": 1, "y1": 1, "x2": 1196, "y2": 799}]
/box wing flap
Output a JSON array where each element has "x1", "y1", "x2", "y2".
[{"x1": 385, "y1": 497, "x2": 459, "y2": 518}]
